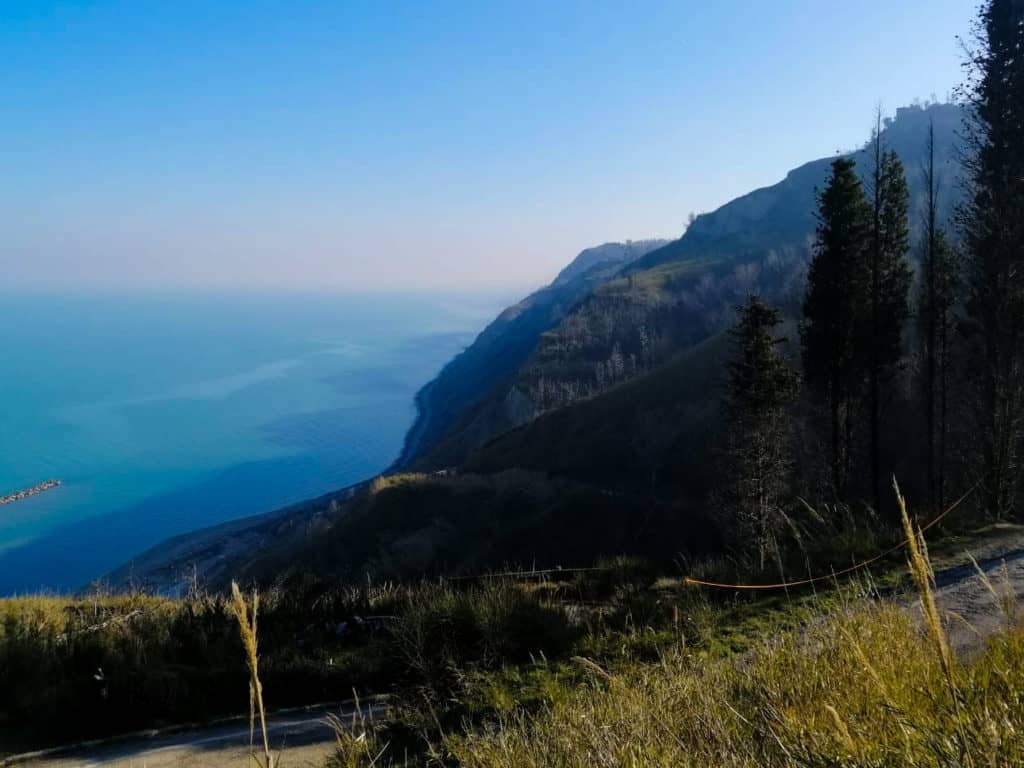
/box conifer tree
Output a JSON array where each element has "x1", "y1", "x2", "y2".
[
  {"x1": 865, "y1": 118, "x2": 913, "y2": 515},
  {"x1": 959, "y1": 0, "x2": 1024, "y2": 518},
  {"x1": 802, "y1": 157, "x2": 872, "y2": 500},
  {"x1": 721, "y1": 295, "x2": 799, "y2": 570},
  {"x1": 918, "y1": 120, "x2": 959, "y2": 513}
]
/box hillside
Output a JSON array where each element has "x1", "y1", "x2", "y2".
[
  {"x1": 156, "y1": 332, "x2": 735, "y2": 589},
  {"x1": 395, "y1": 239, "x2": 668, "y2": 470},
  {"x1": 513, "y1": 104, "x2": 963, "y2": 418},
  {"x1": 398, "y1": 105, "x2": 962, "y2": 478},
  {"x1": 467, "y1": 330, "x2": 731, "y2": 490},
  {"x1": 632, "y1": 104, "x2": 962, "y2": 276}
]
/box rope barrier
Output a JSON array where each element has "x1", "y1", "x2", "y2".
[
  {"x1": 683, "y1": 484, "x2": 977, "y2": 591},
  {"x1": 445, "y1": 566, "x2": 609, "y2": 582}
]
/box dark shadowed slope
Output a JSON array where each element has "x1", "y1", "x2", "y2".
[{"x1": 396, "y1": 240, "x2": 668, "y2": 469}]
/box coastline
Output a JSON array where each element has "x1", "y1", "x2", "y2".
[
  {"x1": 104, "y1": 374, "x2": 449, "y2": 595},
  {"x1": 390, "y1": 379, "x2": 435, "y2": 471},
  {"x1": 105, "y1": 373, "x2": 445, "y2": 594},
  {"x1": 0, "y1": 480, "x2": 62, "y2": 506},
  {"x1": 0, "y1": 296, "x2": 490, "y2": 595},
  {"x1": 103, "y1": 479, "x2": 372, "y2": 595}
]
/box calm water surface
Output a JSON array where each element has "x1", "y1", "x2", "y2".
[{"x1": 0, "y1": 292, "x2": 507, "y2": 593}]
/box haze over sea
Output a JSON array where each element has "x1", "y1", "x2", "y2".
[{"x1": 0, "y1": 291, "x2": 508, "y2": 595}]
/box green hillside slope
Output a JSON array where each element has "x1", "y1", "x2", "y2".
[{"x1": 397, "y1": 240, "x2": 668, "y2": 469}]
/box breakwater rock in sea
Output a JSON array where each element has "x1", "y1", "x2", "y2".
[{"x1": 0, "y1": 479, "x2": 62, "y2": 506}]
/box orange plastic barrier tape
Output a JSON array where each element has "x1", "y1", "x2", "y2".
[{"x1": 683, "y1": 485, "x2": 976, "y2": 591}]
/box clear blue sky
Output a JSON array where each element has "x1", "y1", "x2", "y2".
[{"x1": 1, "y1": 1, "x2": 972, "y2": 292}]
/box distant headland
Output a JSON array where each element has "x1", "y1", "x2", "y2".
[{"x1": 0, "y1": 479, "x2": 62, "y2": 506}]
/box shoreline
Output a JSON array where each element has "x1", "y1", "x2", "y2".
[
  {"x1": 15, "y1": 372, "x2": 445, "y2": 595},
  {"x1": 391, "y1": 379, "x2": 435, "y2": 471},
  {"x1": 0, "y1": 480, "x2": 62, "y2": 507},
  {"x1": 106, "y1": 381, "x2": 442, "y2": 594},
  {"x1": 102, "y1": 478, "x2": 372, "y2": 595}
]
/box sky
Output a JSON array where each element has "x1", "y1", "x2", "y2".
[{"x1": 1, "y1": 1, "x2": 973, "y2": 293}]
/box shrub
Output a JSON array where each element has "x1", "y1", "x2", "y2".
[{"x1": 388, "y1": 580, "x2": 577, "y2": 697}]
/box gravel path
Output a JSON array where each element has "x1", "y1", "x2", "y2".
[
  {"x1": 11, "y1": 704, "x2": 383, "y2": 768},
  {"x1": 929, "y1": 538, "x2": 1024, "y2": 656}
]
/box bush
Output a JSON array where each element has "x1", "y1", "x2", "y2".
[
  {"x1": 0, "y1": 584, "x2": 396, "y2": 754},
  {"x1": 389, "y1": 580, "x2": 578, "y2": 697}
]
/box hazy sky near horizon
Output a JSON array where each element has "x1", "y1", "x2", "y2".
[{"x1": 2, "y1": 1, "x2": 972, "y2": 293}]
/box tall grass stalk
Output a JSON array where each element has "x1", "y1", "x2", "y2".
[
  {"x1": 894, "y1": 478, "x2": 954, "y2": 682},
  {"x1": 894, "y1": 478, "x2": 974, "y2": 765},
  {"x1": 230, "y1": 580, "x2": 273, "y2": 768},
  {"x1": 325, "y1": 693, "x2": 391, "y2": 768}
]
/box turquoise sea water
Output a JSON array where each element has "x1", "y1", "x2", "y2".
[{"x1": 0, "y1": 292, "x2": 505, "y2": 594}]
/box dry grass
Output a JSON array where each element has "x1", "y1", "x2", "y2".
[
  {"x1": 436, "y1": 487, "x2": 1024, "y2": 768},
  {"x1": 368, "y1": 474, "x2": 430, "y2": 495},
  {"x1": 7, "y1": 491, "x2": 1024, "y2": 767},
  {"x1": 444, "y1": 609, "x2": 1024, "y2": 767},
  {"x1": 0, "y1": 591, "x2": 177, "y2": 636},
  {"x1": 324, "y1": 695, "x2": 393, "y2": 768},
  {"x1": 328, "y1": 486, "x2": 1024, "y2": 768},
  {"x1": 230, "y1": 581, "x2": 274, "y2": 768}
]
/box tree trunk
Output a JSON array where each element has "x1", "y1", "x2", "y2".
[
  {"x1": 926, "y1": 126, "x2": 938, "y2": 512},
  {"x1": 869, "y1": 112, "x2": 883, "y2": 515}
]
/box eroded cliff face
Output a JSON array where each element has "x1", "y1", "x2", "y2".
[{"x1": 398, "y1": 239, "x2": 668, "y2": 469}]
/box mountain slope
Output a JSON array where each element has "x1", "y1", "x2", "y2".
[
  {"x1": 632, "y1": 103, "x2": 962, "y2": 275},
  {"x1": 397, "y1": 239, "x2": 668, "y2": 469},
  {"x1": 467, "y1": 329, "x2": 732, "y2": 489},
  {"x1": 403, "y1": 106, "x2": 962, "y2": 473},
  {"x1": 510, "y1": 103, "x2": 963, "y2": 417}
]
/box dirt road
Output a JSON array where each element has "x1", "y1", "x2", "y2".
[
  {"x1": 10, "y1": 703, "x2": 381, "y2": 768},
  {"x1": 931, "y1": 540, "x2": 1024, "y2": 655}
]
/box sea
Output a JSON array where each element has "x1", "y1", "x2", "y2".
[{"x1": 0, "y1": 291, "x2": 509, "y2": 595}]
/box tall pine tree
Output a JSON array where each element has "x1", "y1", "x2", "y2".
[
  {"x1": 959, "y1": 0, "x2": 1024, "y2": 519},
  {"x1": 720, "y1": 295, "x2": 799, "y2": 571},
  {"x1": 865, "y1": 120, "x2": 912, "y2": 516},
  {"x1": 802, "y1": 157, "x2": 872, "y2": 500},
  {"x1": 918, "y1": 120, "x2": 959, "y2": 514}
]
